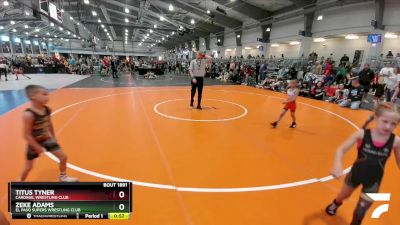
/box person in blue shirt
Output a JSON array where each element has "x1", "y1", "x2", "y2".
[
  {"x1": 68, "y1": 57, "x2": 76, "y2": 66},
  {"x1": 259, "y1": 61, "x2": 267, "y2": 83}
]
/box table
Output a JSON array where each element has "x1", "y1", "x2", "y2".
[
  {"x1": 23, "y1": 65, "x2": 59, "y2": 74},
  {"x1": 136, "y1": 68, "x2": 164, "y2": 75}
]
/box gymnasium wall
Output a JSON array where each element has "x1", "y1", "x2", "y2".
[
  {"x1": 224, "y1": 28, "x2": 237, "y2": 49},
  {"x1": 55, "y1": 40, "x2": 165, "y2": 57},
  {"x1": 224, "y1": 49, "x2": 236, "y2": 58},
  {"x1": 310, "y1": 37, "x2": 370, "y2": 63},
  {"x1": 242, "y1": 48, "x2": 261, "y2": 58},
  {"x1": 183, "y1": 0, "x2": 400, "y2": 60},
  {"x1": 269, "y1": 44, "x2": 301, "y2": 59},
  {"x1": 312, "y1": 1, "x2": 375, "y2": 37},
  {"x1": 20, "y1": 0, "x2": 396, "y2": 59},
  {"x1": 382, "y1": 38, "x2": 400, "y2": 56},
  {"x1": 241, "y1": 27, "x2": 262, "y2": 47},
  {"x1": 383, "y1": 0, "x2": 400, "y2": 31},
  {"x1": 270, "y1": 16, "x2": 304, "y2": 43}
]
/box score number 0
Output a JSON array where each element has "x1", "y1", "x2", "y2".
[{"x1": 119, "y1": 191, "x2": 125, "y2": 211}]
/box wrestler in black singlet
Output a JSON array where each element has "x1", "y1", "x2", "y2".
[
  {"x1": 345, "y1": 129, "x2": 395, "y2": 193},
  {"x1": 26, "y1": 106, "x2": 60, "y2": 160}
]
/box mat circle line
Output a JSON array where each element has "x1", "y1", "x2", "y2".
[
  {"x1": 153, "y1": 98, "x2": 248, "y2": 122},
  {"x1": 46, "y1": 89, "x2": 357, "y2": 192}
]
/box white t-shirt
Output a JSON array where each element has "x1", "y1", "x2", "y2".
[
  {"x1": 379, "y1": 67, "x2": 395, "y2": 84},
  {"x1": 386, "y1": 74, "x2": 400, "y2": 90},
  {"x1": 287, "y1": 88, "x2": 298, "y2": 100},
  {"x1": 379, "y1": 67, "x2": 394, "y2": 76},
  {"x1": 189, "y1": 59, "x2": 208, "y2": 78}
]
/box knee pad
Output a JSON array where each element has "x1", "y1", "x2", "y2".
[{"x1": 351, "y1": 198, "x2": 373, "y2": 225}]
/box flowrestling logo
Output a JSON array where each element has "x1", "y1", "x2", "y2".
[{"x1": 365, "y1": 193, "x2": 391, "y2": 219}]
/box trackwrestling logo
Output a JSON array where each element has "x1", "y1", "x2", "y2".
[{"x1": 365, "y1": 193, "x2": 391, "y2": 218}]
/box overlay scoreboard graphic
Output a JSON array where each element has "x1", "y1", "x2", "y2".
[{"x1": 8, "y1": 182, "x2": 132, "y2": 220}]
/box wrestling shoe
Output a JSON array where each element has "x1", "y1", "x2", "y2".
[
  {"x1": 325, "y1": 199, "x2": 342, "y2": 216},
  {"x1": 60, "y1": 175, "x2": 79, "y2": 182}
]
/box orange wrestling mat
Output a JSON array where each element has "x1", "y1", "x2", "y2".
[{"x1": 0, "y1": 85, "x2": 399, "y2": 225}]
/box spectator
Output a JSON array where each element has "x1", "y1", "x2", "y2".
[
  {"x1": 110, "y1": 57, "x2": 118, "y2": 79},
  {"x1": 243, "y1": 65, "x2": 253, "y2": 84},
  {"x1": 339, "y1": 79, "x2": 364, "y2": 110},
  {"x1": 345, "y1": 65, "x2": 357, "y2": 88},
  {"x1": 299, "y1": 82, "x2": 310, "y2": 97},
  {"x1": 311, "y1": 62, "x2": 323, "y2": 75},
  {"x1": 0, "y1": 57, "x2": 8, "y2": 81},
  {"x1": 256, "y1": 77, "x2": 273, "y2": 89},
  {"x1": 385, "y1": 66, "x2": 400, "y2": 102},
  {"x1": 327, "y1": 53, "x2": 334, "y2": 61},
  {"x1": 210, "y1": 62, "x2": 217, "y2": 78},
  {"x1": 358, "y1": 63, "x2": 374, "y2": 103},
  {"x1": 255, "y1": 61, "x2": 260, "y2": 84},
  {"x1": 38, "y1": 55, "x2": 45, "y2": 64},
  {"x1": 321, "y1": 56, "x2": 325, "y2": 63},
  {"x1": 377, "y1": 62, "x2": 395, "y2": 104},
  {"x1": 387, "y1": 51, "x2": 394, "y2": 59},
  {"x1": 270, "y1": 78, "x2": 285, "y2": 92},
  {"x1": 336, "y1": 64, "x2": 346, "y2": 84},
  {"x1": 323, "y1": 60, "x2": 336, "y2": 86},
  {"x1": 229, "y1": 61, "x2": 236, "y2": 72},
  {"x1": 259, "y1": 61, "x2": 267, "y2": 82},
  {"x1": 311, "y1": 81, "x2": 324, "y2": 100},
  {"x1": 175, "y1": 61, "x2": 180, "y2": 74},
  {"x1": 324, "y1": 60, "x2": 332, "y2": 76},
  {"x1": 25, "y1": 54, "x2": 32, "y2": 66},
  {"x1": 309, "y1": 51, "x2": 318, "y2": 62},
  {"x1": 391, "y1": 67, "x2": 400, "y2": 104},
  {"x1": 69, "y1": 56, "x2": 76, "y2": 67},
  {"x1": 289, "y1": 65, "x2": 297, "y2": 80},
  {"x1": 181, "y1": 60, "x2": 187, "y2": 74},
  {"x1": 340, "y1": 54, "x2": 349, "y2": 66},
  {"x1": 327, "y1": 84, "x2": 349, "y2": 103}
]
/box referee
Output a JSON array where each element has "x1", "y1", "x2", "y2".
[{"x1": 189, "y1": 51, "x2": 212, "y2": 110}]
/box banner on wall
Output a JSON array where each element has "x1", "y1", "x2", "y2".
[
  {"x1": 49, "y1": 3, "x2": 57, "y2": 19},
  {"x1": 49, "y1": 2, "x2": 63, "y2": 23},
  {"x1": 367, "y1": 34, "x2": 382, "y2": 43},
  {"x1": 259, "y1": 46, "x2": 264, "y2": 51},
  {"x1": 181, "y1": 49, "x2": 189, "y2": 55}
]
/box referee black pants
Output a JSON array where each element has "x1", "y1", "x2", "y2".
[
  {"x1": 0, "y1": 68, "x2": 7, "y2": 80},
  {"x1": 191, "y1": 77, "x2": 204, "y2": 106},
  {"x1": 112, "y1": 68, "x2": 118, "y2": 78}
]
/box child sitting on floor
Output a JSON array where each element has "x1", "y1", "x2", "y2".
[
  {"x1": 327, "y1": 84, "x2": 349, "y2": 103},
  {"x1": 299, "y1": 82, "x2": 311, "y2": 97},
  {"x1": 256, "y1": 77, "x2": 273, "y2": 89},
  {"x1": 311, "y1": 81, "x2": 325, "y2": 100}
]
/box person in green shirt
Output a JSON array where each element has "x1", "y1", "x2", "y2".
[{"x1": 336, "y1": 64, "x2": 346, "y2": 84}]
